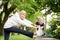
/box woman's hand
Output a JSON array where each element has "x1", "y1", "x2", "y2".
[{"x1": 32, "y1": 24, "x2": 36, "y2": 26}]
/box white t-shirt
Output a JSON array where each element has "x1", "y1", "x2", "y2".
[{"x1": 4, "y1": 12, "x2": 33, "y2": 29}]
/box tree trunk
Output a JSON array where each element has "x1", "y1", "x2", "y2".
[
  {"x1": 0, "y1": 0, "x2": 16, "y2": 35},
  {"x1": 0, "y1": 24, "x2": 3, "y2": 35},
  {"x1": 0, "y1": 11, "x2": 3, "y2": 35}
]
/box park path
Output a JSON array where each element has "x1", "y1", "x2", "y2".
[{"x1": 33, "y1": 36, "x2": 59, "y2": 40}]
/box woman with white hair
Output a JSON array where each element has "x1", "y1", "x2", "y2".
[{"x1": 4, "y1": 10, "x2": 37, "y2": 40}]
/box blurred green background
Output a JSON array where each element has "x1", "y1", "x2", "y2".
[{"x1": 0, "y1": 0, "x2": 60, "y2": 40}]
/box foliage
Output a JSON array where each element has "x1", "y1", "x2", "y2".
[
  {"x1": 0, "y1": 0, "x2": 60, "y2": 38},
  {"x1": 46, "y1": 0, "x2": 60, "y2": 12},
  {"x1": 46, "y1": 18, "x2": 60, "y2": 39}
]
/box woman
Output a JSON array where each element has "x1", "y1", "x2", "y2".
[{"x1": 4, "y1": 10, "x2": 37, "y2": 40}]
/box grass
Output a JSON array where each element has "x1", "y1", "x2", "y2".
[{"x1": 0, "y1": 34, "x2": 32, "y2": 40}]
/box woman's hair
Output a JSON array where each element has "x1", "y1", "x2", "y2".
[{"x1": 18, "y1": 10, "x2": 26, "y2": 14}]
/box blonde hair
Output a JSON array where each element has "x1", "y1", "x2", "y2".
[{"x1": 18, "y1": 10, "x2": 26, "y2": 14}]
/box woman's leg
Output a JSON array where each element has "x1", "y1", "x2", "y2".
[
  {"x1": 4, "y1": 29, "x2": 10, "y2": 40},
  {"x1": 4, "y1": 27, "x2": 34, "y2": 38}
]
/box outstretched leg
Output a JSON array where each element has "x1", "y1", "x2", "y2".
[{"x1": 4, "y1": 27, "x2": 34, "y2": 38}]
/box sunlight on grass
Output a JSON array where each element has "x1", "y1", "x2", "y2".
[{"x1": 0, "y1": 34, "x2": 32, "y2": 40}]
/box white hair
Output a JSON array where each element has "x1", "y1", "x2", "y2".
[
  {"x1": 18, "y1": 10, "x2": 26, "y2": 14},
  {"x1": 38, "y1": 17, "x2": 43, "y2": 20}
]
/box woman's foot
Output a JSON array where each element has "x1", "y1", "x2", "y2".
[{"x1": 33, "y1": 32, "x2": 37, "y2": 40}]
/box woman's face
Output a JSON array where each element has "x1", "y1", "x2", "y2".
[{"x1": 20, "y1": 12, "x2": 26, "y2": 20}]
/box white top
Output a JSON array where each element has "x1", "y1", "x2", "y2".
[{"x1": 4, "y1": 12, "x2": 34, "y2": 29}]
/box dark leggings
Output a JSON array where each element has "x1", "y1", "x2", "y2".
[{"x1": 4, "y1": 27, "x2": 34, "y2": 40}]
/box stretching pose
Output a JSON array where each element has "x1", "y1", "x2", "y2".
[{"x1": 4, "y1": 10, "x2": 36, "y2": 40}]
